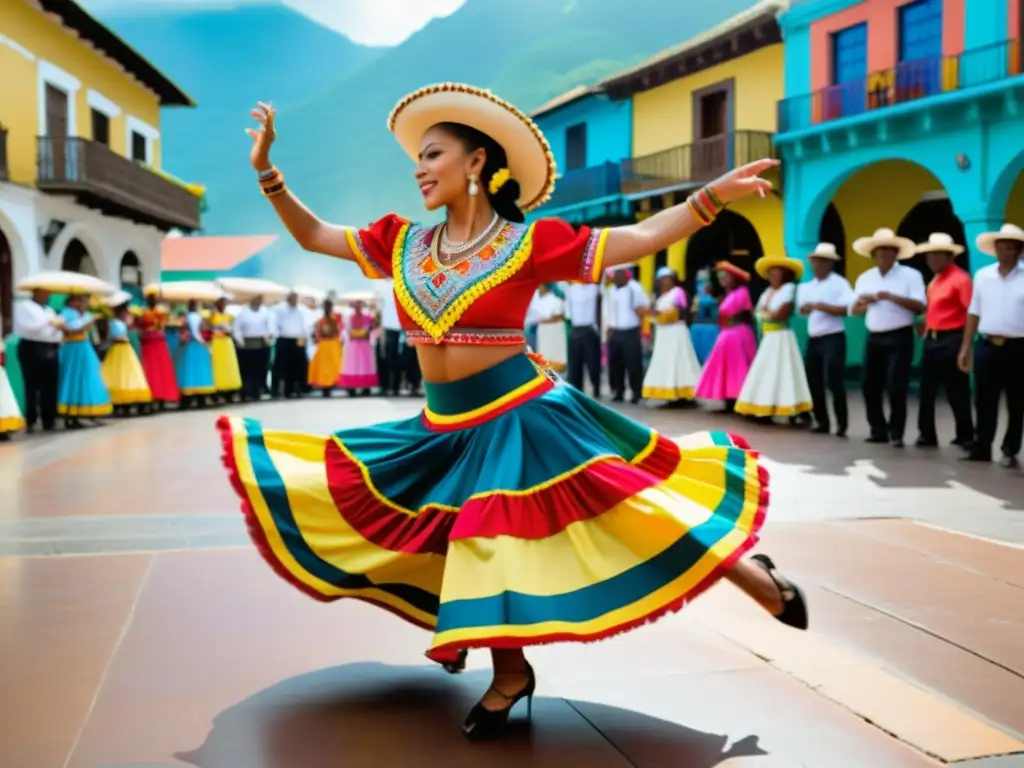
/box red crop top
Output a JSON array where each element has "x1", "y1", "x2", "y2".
[{"x1": 345, "y1": 214, "x2": 608, "y2": 346}]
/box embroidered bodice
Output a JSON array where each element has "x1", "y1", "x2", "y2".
[
  {"x1": 346, "y1": 214, "x2": 607, "y2": 346},
  {"x1": 137, "y1": 306, "x2": 169, "y2": 333}
]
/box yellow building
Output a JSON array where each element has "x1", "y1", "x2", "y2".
[
  {"x1": 599, "y1": 0, "x2": 786, "y2": 294},
  {"x1": 0, "y1": 0, "x2": 201, "y2": 331}
]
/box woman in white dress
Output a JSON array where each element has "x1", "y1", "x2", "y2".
[
  {"x1": 735, "y1": 256, "x2": 813, "y2": 421},
  {"x1": 0, "y1": 321, "x2": 27, "y2": 440},
  {"x1": 530, "y1": 284, "x2": 567, "y2": 372},
  {"x1": 642, "y1": 267, "x2": 702, "y2": 404}
]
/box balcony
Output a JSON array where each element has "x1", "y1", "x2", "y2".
[
  {"x1": 0, "y1": 126, "x2": 8, "y2": 182},
  {"x1": 542, "y1": 161, "x2": 622, "y2": 211},
  {"x1": 621, "y1": 130, "x2": 776, "y2": 196},
  {"x1": 778, "y1": 38, "x2": 1024, "y2": 134},
  {"x1": 36, "y1": 136, "x2": 201, "y2": 231}
]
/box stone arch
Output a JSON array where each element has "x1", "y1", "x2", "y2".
[
  {"x1": 46, "y1": 221, "x2": 108, "y2": 278},
  {"x1": 684, "y1": 208, "x2": 767, "y2": 301},
  {"x1": 0, "y1": 209, "x2": 29, "y2": 335},
  {"x1": 987, "y1": 148, "x2": 1024, "y2": 222},
  {"x1": 61, "y1": 238, "x2": 98, "y2": 276}
]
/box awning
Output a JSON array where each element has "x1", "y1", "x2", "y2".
[{"x1": 531, "y1": 194, "x2": 631, "y2": 225}]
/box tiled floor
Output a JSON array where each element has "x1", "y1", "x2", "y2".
[{"x1": 1, "y1": 394, "x2": 1023, "y2": 766}]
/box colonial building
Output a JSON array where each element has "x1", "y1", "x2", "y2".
[
  {"x1": 528, "y1": 86, "x2": 633, "y2": 228},
  {"x1": 600, "y1": 0, "x2": 787, "y2": 293},
  {"x1": 776, "y1": 0, "x2": 1024, "y2": 280},
  {"x1": 0, "y1": 0, "x2": 202, "y2": 332}
]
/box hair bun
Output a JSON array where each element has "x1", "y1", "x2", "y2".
[{"x1": 491, "y1": 176, "x2": 524, "y2": 223}]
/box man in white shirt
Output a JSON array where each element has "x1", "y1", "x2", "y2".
[
  {"x1": 13, "y1": 289, "x2": 62, "y2": 431},
  {"x1": 849, "y1": 228, "x2": 927, "y2": 447},
  {"x1": 272, "y1": 291, "x2": 309, "y2": 399},
  {"x1": 797, "y1": 243, "x2": 854, "y2": 437},
  {"x1": 233, "y1": 295, "x2": 275, "y2": 401},
  {"x1": 564, "y1": 282, "x2": 602, "y2": 397},
  {"x1": 606, "y1": 266, "x2": 648, "y2": 403},
  {"x1": 959, "y1": 223, "x2": 1024, "y2": 467},
  {"x1": 379, "y1": 280, "x2": 405, "y2": 396}
]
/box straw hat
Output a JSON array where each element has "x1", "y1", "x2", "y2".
[
  {"x1": 913, "y1": 232, "x2": 965, "y2": 256},
  {"x1": 975, "y1": 223, "x2": 1024, "y2": 255},
  {"x1": 388, "y1": 83, "x2": 556, "y2": 212},
  {"x1": 852, "y1": 228, "x2": 916, "y2": 260},
  {"x1": 807, "y1": 242, "x2": 840, "y2": 261},
  {"x1": 715, "y1": 261, "x2": 751, "y2": 283},
  {"x1": 655, "y1": 266, "x2": 677, "y2": 281},
  {"x1": 755, "y1": 255, "x2": 804, "y2": 281}
]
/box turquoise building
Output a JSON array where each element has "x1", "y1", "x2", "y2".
[
  {"x1": 776, "y1": 0, "x2": 1024, "y2": 281},
  {"x1": 529, "y1": 87, "x2": 633, "y2": 226}
]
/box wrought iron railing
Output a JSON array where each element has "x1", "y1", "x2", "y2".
[
  {"x1": 542, "y1": 161, "x2": 622, "y2": 210},
  {"x1": 778, "y1": 38, "x2": 1023, "y2": 133},
  {"x1": 36, "y1": 136, "x2": 201, "y2": 231},
  {"x1": 620, "y1": 131, "x2": 776, "y2": 195}
]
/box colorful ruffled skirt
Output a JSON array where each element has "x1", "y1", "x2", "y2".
[
  {"x1": 642, "y1": 323, "x2": 702, "y2": 401},
  {"x1": 101, "y1": 340, "x2": 152, "y2": 405},
  {"x1": 735, "y1": 328, "x2": 814, "y2": 418},
  {"x1": 211, "y1": 334, "x2": 242, "y2": 393},
  {"x1": 175, "y1": 339, "x2": 215, "y2": 396},
  {"x1": 338, "y1": 338, "x2": 378, "y2": 389},
  {"x1": 218, "y1": 353, "x2": 768, "y2": 664},
  {"x1": 140, "y1": 332, "x2": 180, "y2": 403},
  {"x1": 308, "y1": 338, "x2": 343, "y2": 389},
  {"x1": 0, "y1": 364, "x2": 25, "y2": 434},
  {"x1": 694, "y1": 324, "x2": 757, "y2": 401},
  {"x1": 58, "y1": 339, "x2": 112, "y2": 417}
]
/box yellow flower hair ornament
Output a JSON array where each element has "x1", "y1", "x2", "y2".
[{"x1": 488, "y1": 167, "x2": 511, "y2": 195}]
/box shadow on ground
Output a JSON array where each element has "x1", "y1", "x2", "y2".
[{"x1": 175, "y1": 662, "x2": 766, "y2": 768}]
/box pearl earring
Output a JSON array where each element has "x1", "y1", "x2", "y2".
[{"x1": 468, "y1": 174, "x2": 478, "y2": 197}]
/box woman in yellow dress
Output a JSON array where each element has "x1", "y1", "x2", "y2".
[
  {"x1": 210, "y1": 296, "x2": 242, "y2": 402},
  {"x1": 100, "y1": 301, "x2": 152, "y2": 416},
  {"x1": 307, "y1": 298, "x2": 343, "y2": 396}
]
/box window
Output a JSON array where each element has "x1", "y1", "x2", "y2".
[
  {"x1": 91, "y1": 109, "x2": 109, "y2": 145},
  {"x1": 899, "y1": 0, "x2": 942, "y2": 62},
  {"x1": 130, "y1": 130, "x2": 147, "y2": 163},
  {"x1": 565, "y1": 123, "x2": 587, "y2": 171},
  {"x1": 827, "y1": 23, "x2": 868, "y2": 118}
]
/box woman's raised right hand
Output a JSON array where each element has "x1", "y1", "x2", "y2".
[{"x1": 247, "y1": 101, "x2": 277, "y2": 172}]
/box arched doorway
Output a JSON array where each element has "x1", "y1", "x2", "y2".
[
  {"x1": 120, "y1": 251, "x2": 143, "y2": 303},
  {"x1": 1005, "y1": 168, "x2": 1024, "y2": 228},
  {"x1": 0, "y1": 227, "x2": 12, "y2": 335},
  {"x1": 61, "y1": 238, "x2": 98, "y2": 276},
  {"x1": 818, "y1": 202, "x2": 847, "y2": 277},
  {"x1": 684, "y1": 208, "x2": 766, "y2": 301},
  {"x1": 897, "y1": 195, "x2": 968, "y2": 277}
]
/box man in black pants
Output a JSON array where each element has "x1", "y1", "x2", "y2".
[
  {"x1": 380, "y1": 286, "x2": 404, "y2": 396},
  {"x1": 849, "y1": 228, "x2": 927, "y2": 447},
  {"x1": 913, "y1": 233, "x2": 974, "y2": 449},
  {"x1": 13, "y1": 289, "x2": 61, "y2": 431},
  {"x1": 796, "y1": 243, "x2": 854, "y2": 436},
  {"x1": 233, "y1": 295, "x2": 274, "y2": 401},
  {"x1": 271, "y1": 291, "x2": 309, "y2": 398},
  {"x1": 564, "y1": 282, "x2": 602, "y2": 397},
  {"x1": 606, "y1": 267, "x2": 647, "y2": 404},
  {"x1": 959, "y1": 223, "x2": 1024, "y2": 468}
]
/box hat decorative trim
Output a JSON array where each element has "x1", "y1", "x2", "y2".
[
  {"x1": 388, "y1": 83, "x2": 557, "y2": 212},
  {"x1": 755, "y1": 255, "x2": 805, "y2": 281}
]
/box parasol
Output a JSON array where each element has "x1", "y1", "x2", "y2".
[
  {"x1": 337, "y1": 290, "x2": 377, "y2": 305},
  {"x1": 143, "y1": 281, "x2": 227, "y2": 303},
  {"x1": 17, "y1": 271, "x2": 115, "y2": 295},
  {"x1": 293, "y1": 284, "x2": 328, "y2": 304},
  {"x1": 216, "y1": 277, "x2": 290, "y2": 303},
  {"x1": 102, "y1": 289, "x2": 133, "y2": 308}
]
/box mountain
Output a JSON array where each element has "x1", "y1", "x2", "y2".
[
  {"x1": 100, "y1": 0, "x2": 763, "y2": 290},
  {"x1": 99, "y1": 4, "x2": 382, "y2": 197}
]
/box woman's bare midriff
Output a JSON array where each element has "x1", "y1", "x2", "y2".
[{"x1": 415, "y1": 343, "x2": 526, "y2": 383}]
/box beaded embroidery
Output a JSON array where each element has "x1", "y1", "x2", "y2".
[
  {"x1": 405, "y1": 328, "x2": 525, "y2": 346},
  {"x1": 393, "y1": 221, "x2": 534, "y2": 342}
]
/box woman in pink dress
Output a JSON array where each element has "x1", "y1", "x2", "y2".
[
  {"x1": 694, "y1": 261, "x2": 757, "y2": 411},
  {"x1": 338, "y1": 301, "x2": 379, "y2": 395}
]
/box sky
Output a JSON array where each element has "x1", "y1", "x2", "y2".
[{"x1": 79, "y1": 0, "x2": 467, "y2": 46}]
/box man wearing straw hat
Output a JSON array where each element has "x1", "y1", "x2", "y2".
[
  {"x1": 850, "y1": 228, "x2": 927, "y2": 447},
  {"x1": 796, "y1": 243, "x2": 854, "y2": 437},
  {"x1": 913, "y1": 233, "x2": 974, "y2": 450},
  {"x1": 959, "y1": 223, "x2": 1024, "y2": 468}
]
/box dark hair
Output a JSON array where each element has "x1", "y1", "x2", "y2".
[{"x1": 433, "y1": 122, "x2": 525, "y2": 223}]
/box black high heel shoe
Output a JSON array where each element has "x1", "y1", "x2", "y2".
[
  {"x1": 442, "y1": 649, "x2": 468, "y2": 674},
  {"x1": 462, "y1": 662, "x2": 536, "y2": 741},
  {"x1": 751, "y1": 554, "x2": 809, "y2": 630}
]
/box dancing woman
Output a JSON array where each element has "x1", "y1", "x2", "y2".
[{"x1": 220, "y1": 85, "x2": 808, "y2": 741}]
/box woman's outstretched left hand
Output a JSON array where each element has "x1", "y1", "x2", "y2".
[{"x1": 710, "y1": 159, "x2": 779, "y2": 204}]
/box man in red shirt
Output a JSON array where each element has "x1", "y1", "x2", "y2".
[{"x1": 915, "y1": 233, "x2": 974, "y2": 449}]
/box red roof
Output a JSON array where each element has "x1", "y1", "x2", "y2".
[{"x1": 161, "y1": 235, "x2": 278, "y2": 272}]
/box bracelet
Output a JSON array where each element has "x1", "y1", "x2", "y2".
[
  {"x1": 258, "y1": 167, "x2": 278, "y2": 180},
  {"x1": 695, "y1": 187, "x2": 720, "y2": 217},
  {"x1": 686, "y1": 197, "x2": 712, "y2": 226},
  {"x1": 259, "y1": 171, "x2": 283, "y2": 188},
  {"x1": 703, "y1": 185, "x2": 724, "y2": 210},
  {"x1": 261, "y1": 181, "x2": 287, "y2": 198}
]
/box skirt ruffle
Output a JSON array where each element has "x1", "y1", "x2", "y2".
[
  {"x1": 218, "y1": 354, "x2": 768, "y2": 663},
  {"x1": 140, "y1": 333, "x2": 180, "y2": 403},
  {"x1": 0, "y1": 366, "x2": 25, "y2": 434},
  {"x1": 176, "y1": 340, "x2": 215, "y2": 396},
  {"x1": 101, "y1": 341, "x2": 152, "y2": 405},
  {"x1": 735, "y1": 329, "x2": 814, "y2": 417},
  {"x1": 308, "y1": 338, "x2": 343, "y2": 389},
  {"x1": 642, "y1": 323, "x2": 702, "y2": 401},
  {"x1": 58, "y1": 340, "x2": 112, "y2": 417},
  {"x1": 211, "y1": 336, "x2": 242, "y2": 393}
]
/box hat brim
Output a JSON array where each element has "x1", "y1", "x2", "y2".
[
  {"x1": 388, "y1": 84, "x2": 556, "y2": 212},
  {"x1": 755, "y1": 256, "x2": 805, "y2": 280},
  {"x1": 715, "y1": 261, "x2": 751, "y2": 283},
  {"x1": 975, "y1": 231, "x2": 1024, "y2": 256},
  {"x1": 852, "y1": 235, "x2": 916, "y2": 261},
  {"x1": 913, "y1": 242, "x2": 965, "y2": 256},
  {"x1": 807, "y1": 250, "x2": 840, "y2": 261}
]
